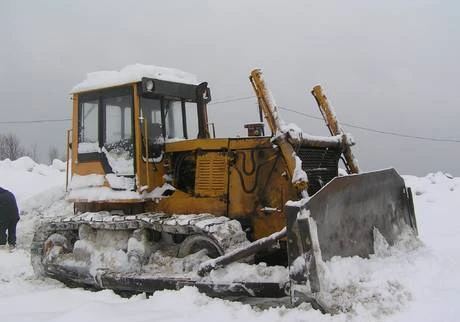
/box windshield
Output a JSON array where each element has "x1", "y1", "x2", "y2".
[
  {"x1": 140, "y1": 97, "x2": 182, "y2": 159},
  {"x1": 140, "y1": 97, "x2": 186, "y2": 140},
  {"x1": 102, "y1": 94, "x2": 134, "y2": 175}
]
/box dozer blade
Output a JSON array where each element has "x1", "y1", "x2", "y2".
[{"x1": 286, "y1": 168, "x2": 417, "y2": 293}]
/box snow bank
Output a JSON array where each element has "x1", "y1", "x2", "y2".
[
  {"x1": 0, "y1": 283, "x2": 324, "y2": 322},
  {"x1": 71, "y1": 64, "x2": 199, "y2": 93},
  {"x1": 51, "y1": 159, "x2": 67, "y2": 172},
  {"x1": 0, "y1": 157, "x2": 64, "y2": 202},
  {"x1": 0, "y1": 157, "x2": 71, "y2": 250}
]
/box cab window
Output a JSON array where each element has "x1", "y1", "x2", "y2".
[{"x1": 77, "y1": 86, "x2": 134, "y2": 175}]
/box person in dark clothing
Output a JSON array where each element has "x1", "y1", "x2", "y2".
[{"x1": 0, "y1": 187, "x2": 20, "y2": 250}]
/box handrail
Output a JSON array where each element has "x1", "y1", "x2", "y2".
[{"x1": 65, "y1": 129, "x2": 71, "y2": 191}]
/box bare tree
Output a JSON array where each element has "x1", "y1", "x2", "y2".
[
  {"x1": 0, "y1": 135, "x2": 5, "y2": 159},
  {"x1": 48, "y1": 146, "x2": 59, "y2": 164},
  {"x1": 25, "y1": 143, "x2": 40, "y2": 162},
  {"x1": 0, "y1": 133, "x2": 26, "y2": 160}
]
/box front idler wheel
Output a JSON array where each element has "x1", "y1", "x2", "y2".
[{"x1": 178, "y1": 234, "x2": 224, "y2": 259}]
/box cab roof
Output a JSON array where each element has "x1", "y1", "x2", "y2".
[{"x1": 71, "y1": 64, "x2": 199, "y2": 94}]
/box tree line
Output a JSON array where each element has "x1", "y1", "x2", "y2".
[{"x1": 0, "y1": 133, "x2": 63, "y2": 164}]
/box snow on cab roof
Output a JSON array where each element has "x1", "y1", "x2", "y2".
[{"x1": 71, "y1": 64, "x2": 199, "y2": 93}]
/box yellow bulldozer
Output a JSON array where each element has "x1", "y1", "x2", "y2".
[{"x1": 31, "y1": 65, "x2": 417, "y2": 308}]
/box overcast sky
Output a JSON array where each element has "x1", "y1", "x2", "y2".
[{"x1": 1, "y1": 0, "x2": 459, "y2": 175}]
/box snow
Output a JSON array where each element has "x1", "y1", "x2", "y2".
[
  {"x1": 10, "y1": 156, "x2": 36, "y2": 171},
  {"x1": 281, "y1": 123, "x2": 342, "y2": 145},
  {"x1": 67, "y1": 186, "x2": 142, "y2": 201},
  {"x1": 67, "y1": 178, "x2": 175, "y2": 201},
  {"x1": 51, "y1": 159, "x2": 67, "y2": 172},
  {"x1": 69, "y1": 174, "x2": 104, "y2": 189},
  {"x1": 78, "y1": 142, "x2": 101, "y2": 153},
  {"x1": 105, "y1": 174, "x2": 135, "y2": 191},
  {"x1": 0, "y1": 158, "x2": 64, "y2": 203},
  {"x1": 205, "y1": 262, "x2": 288, "y2": 285},
  {"x1": 71, "y1": 64, "x2": 199, "y2": 93},
  {"x1": 144, "y1": 183, "x2": 176, "y2": 199},
  {"x1": 199, "y1": 227, "x2": 285, "y2": 276},
  {"x1": 165, "y1": 137, "x2": 187, "y2": 143},
  {"x1": 292, "y1": 153, "x2": 308, "y2": 184},
  {"x1": 102, "y1": 146, "x2": 134, "y2": 176},
  {"x1": 1, "y1": 157, "x2": 460, "y2": 321},
  {"x1": 285, "y1": 196, "x2": 310, "y2": 208}
]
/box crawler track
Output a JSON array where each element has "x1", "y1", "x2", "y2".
[
  {"x1": 30, "y1": 212, "x2": 289, "y2": 299},
  {"x1": 31, "y1": 212, "x2": 249, "y2": 274}
]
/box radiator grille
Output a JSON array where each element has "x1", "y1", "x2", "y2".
[
  {"x1": 297, "y1": 147, "x2": 341, "y2": 195},
  {"x1": 195, "y1": 154, "x2": 227, "y2": 197}
]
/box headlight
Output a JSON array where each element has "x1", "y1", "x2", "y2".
[{"x1": 145, "y1": 79, "x2": 154, "y2": 92}]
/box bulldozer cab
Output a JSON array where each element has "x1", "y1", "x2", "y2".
[{"x1": 71, "y1": 76, "x2": 212, "y2": 193}]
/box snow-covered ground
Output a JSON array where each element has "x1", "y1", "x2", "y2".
[{"x1": 1, "y1": 157, "x2": 459, "y2": 321}]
